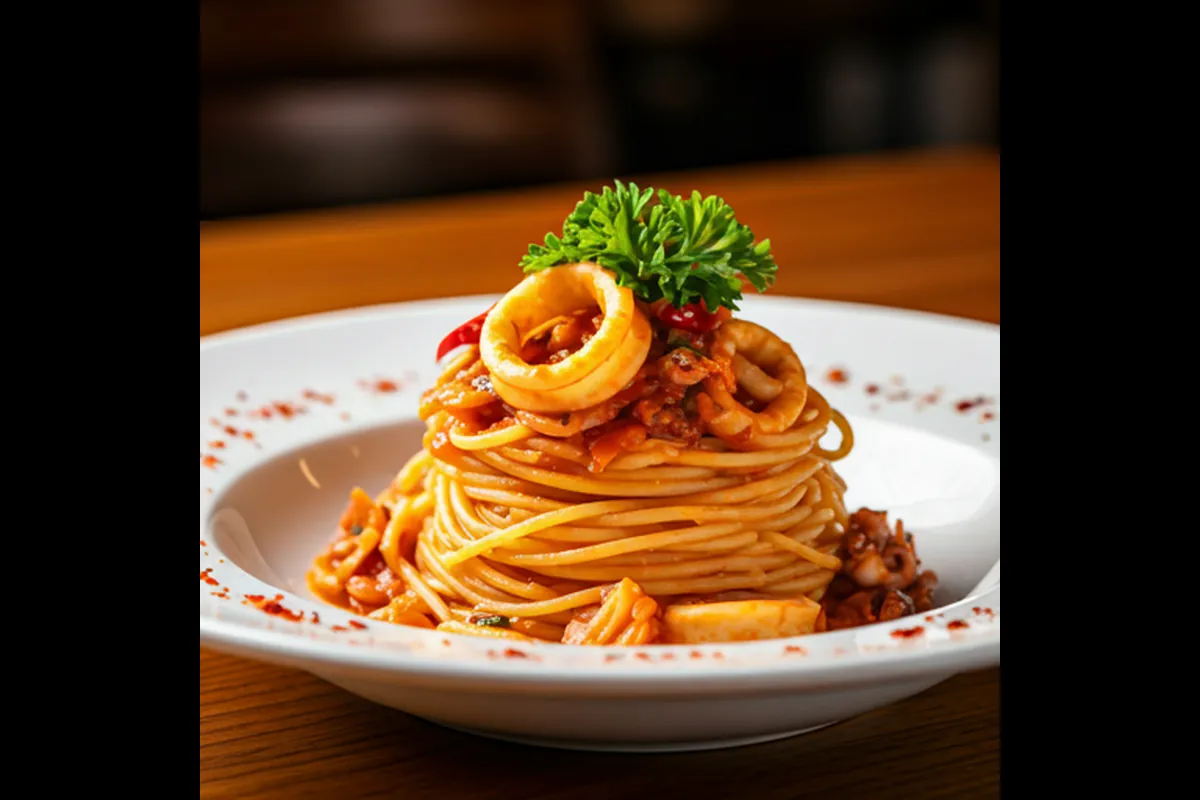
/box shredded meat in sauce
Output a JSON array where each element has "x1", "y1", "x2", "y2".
[{"x1": 819, "y1": 508, "x2": 939, "y2": 631}]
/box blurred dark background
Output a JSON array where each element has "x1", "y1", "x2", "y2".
[{"x1": 200, "y1": 0, "x2": 998, "y2": 221}]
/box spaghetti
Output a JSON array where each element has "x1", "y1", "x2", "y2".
[{"x1": 308, "y1": 263, "x2": 937, "y2": 644}]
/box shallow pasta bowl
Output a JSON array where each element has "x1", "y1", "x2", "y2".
[{"x1": 199, "y1": 295, "x2": 1000, "y2": 752}]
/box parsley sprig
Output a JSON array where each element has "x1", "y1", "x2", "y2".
[{"x1": 519, "y1": 181, "x2": 777, "y2": 311}]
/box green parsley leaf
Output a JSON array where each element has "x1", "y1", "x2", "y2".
[
  {"x1": 472, "y1": 615, "x2": 511, "y2": 628},
  {"x1": 519, "y1": 181, "x2": 777, "y2": 311}
]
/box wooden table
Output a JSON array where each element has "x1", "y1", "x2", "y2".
[{"x1": 200, "y1": 147, "x2": 1001, "y2": 798}]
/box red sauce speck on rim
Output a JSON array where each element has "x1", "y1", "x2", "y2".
[
  {"x1": 332, "y1": 625, "x2": 349, "y2": 632},
  {"x1": 925, "y1": 615, "x2": 935, "y2": 622},
  {"x1": 236, "y1": 391, "x2": 249, "y2": 402},
  {"x1": 199, "y1": 569, "x2": 219, "y2": 586},
  {"x1": 256, "y1": 599, "x2": 305, "y2": 622},
  {"x1": 249, "y1": 401, "x2": 306, "y2": 421},
  {"x1": 634, "y1": 652, "x2": 651, "y2": 661},
  {"x1": 712, "y1": 651, "x2": 725, "y2": 659},
  {"x1": 243, "y1": 431, "x2": 256, "y2": 441},
  {"x1": 302, "y1": 389, "x2": 336, "y2": 405},
  {"x1": 348, "y1": 620, "x2": 368, "y2": 630},
  {"x1": 865, "y1": 383, "x2": 881, "y2": 395},
  {"x1": 503, "y1": 648, "x2": 530, "y2": 659},
  {"x1": 199, "y1": 540, "x2": 207, "y2": 547},
  {"x1": 954, "y1": 396, "x2": 991, "y2": 413},
  {"x1": 201, "y1": 454, "x2": 223, "y2": 469},
  {"x1": 274, "y1": 401, "x2": 304, "y2": 418},
  {"x1": 891, "y1": 626, "x2": 925, "y2": 639},
  {"x1": 209, "y1": 418, "x2": 223, "y2": 428},
  {"x1": 225, "y1": 408, "x2": 238, "y2": 417},
  {"x1": 442, "y1": 638, "x2": 452, "y2": 647},
  {"x1": 222, "y1": 425, "x2": 239, "y2": 437},
  {"x1": 825, "y1": 367, "x2": 850, "y2": 385},
  {"x1": 209, "y1": 441, "x2": 226, "y2": 450},
  {"x1": 661, "y1": 652, "x2": 676, "y2": 660},
  {"x1": 785, "y1": 645, "x2": 807, "y2": 655},
  {"x1": 361, "y1": 378, "x2": 401, "y2": 393},
  {"x1": 981, "y1": 411, "x2": 996, "y2": 422},
  {"x1": 690, "y1": 650, "x2": 703, "y2": 660},
  {"x1": 310, "y1": 612, "x2": 320, "y2": 624},
  {"x1": 947, "y1": 620, "x2": 970, "y2": 630},
  {"x1": 604, "y1": 653, "x2": 621, "y2": 663}
]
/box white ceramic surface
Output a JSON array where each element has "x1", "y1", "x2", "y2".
[{"x1": 199, "y1": 295, "x2": 1000, "y2": 751}]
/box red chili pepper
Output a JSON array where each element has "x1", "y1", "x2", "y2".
[
  {"x1": 654, "y1": 301, "x2": 730, "y2": 333},
  {"x1": 436, "y1": 304, "x2": 495, "y2": 361}
]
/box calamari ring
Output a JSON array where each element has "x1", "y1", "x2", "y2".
[
  {"x1": 480, "y1": 263, "x2": 651, "y2": 413},
  {"x1": 703, "y1": 320, "x2": 809, "y2": 436}
]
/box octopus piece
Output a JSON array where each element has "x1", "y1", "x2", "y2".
[{"x1": 820, "y1": 508, "x2": 940, "y2": 630}]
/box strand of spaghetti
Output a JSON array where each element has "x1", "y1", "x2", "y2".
[
  {"x1": 434, "y1": 346, "x2": 479, "y2": 386},
  {"x1": 461, "y1": 486, "x2": 569, "y2": 512},
  {"x1": 396, "y1": 556, "x2": 454, "y2": 623},
  {"x1": 587, "y1": 482, "x2": 809, "y2": 527},
  {"x1": 416, "y1": 537, "x2": 496, "y2": 607},
  {"x1": 436, "y1": 619, "x2": 538, "y2": 642},
  {"x1": 666, "y1": 459, "x2": 824, "y2": 505},
  {"x1": 511, "y1": 618, "x2": 569, "y2": 641},
  {"x1": 661, "y1": 531, "x2": 760, "y2": 553},
  {"x1": 638, "y1": 571, "x2": 771, "y2": 596},
  {"x1": 437, "y1": 459, "x2": 590, "y2": 502},
  {"x1": 609, "y1": 442, "x2": 817, "y2": 470},
  {"x1": 449, "y1": 422, "x2": 535, "y2": 451},
  {"x1": 761, "y1": 531, "x2": 843, "y2": 571},
  {"x1": 496, "y1": 522, "x2": 745, "y2": 567},
  {"x1": 520, "y1": 437, "x2": 594, "y2": 466},
  {"x1": 762, "y1": 569, "x2": 837, "y2": 595},
  {"x1": 440, "y1": 497, "x2": 674, "y2": 567},
  {"x1": 465, "y1": 558, "x2": 560, "y2": 601},
  {"x1": 529, "y1": 551, "x2": 797, "y2": 582},
  {"x1": 378, "y1": 499, "x2": 412, "y2": 574},
  {"x1": 814, "y1": 409, "x2": 855, "y2": 461},
  {"x1": 528, "y1": 524, "x2": 665, "y2": 544},
  {"x1": 392, "y1": 450, "x2": 434, "y2": 494},
  {"x1": 471, "y1": 585, "x2": 606, "y2": 617},
  {"x1": 473, "y1": 449, "x2": 746, "y2": 497}
]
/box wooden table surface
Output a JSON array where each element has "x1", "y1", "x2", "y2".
[{"x1": 200, "y1": 147, "x2": 1001, "y2": 799}]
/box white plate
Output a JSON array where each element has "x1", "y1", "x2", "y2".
[{"x1": 199, "y1": 295, "x2": 1000, "y2": 752}]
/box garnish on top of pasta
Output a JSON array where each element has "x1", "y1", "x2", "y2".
[{"x1": 307, "y1": 183, "x2": 938, "y2": 645}]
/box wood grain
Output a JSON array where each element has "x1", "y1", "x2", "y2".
[{"x1": 200, "y1": 147, "x2": 1001, "y2": 798}]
